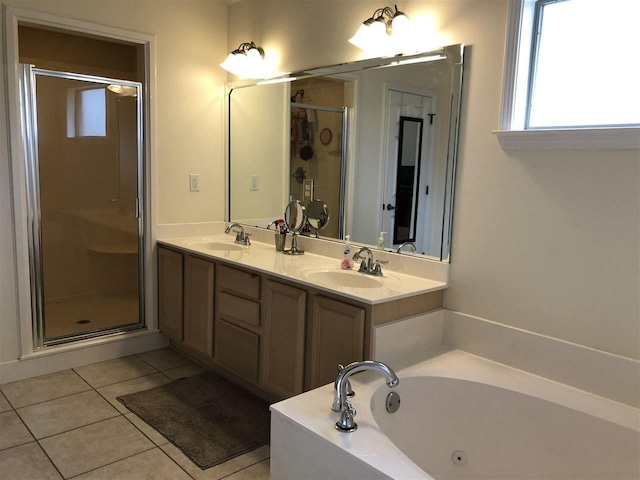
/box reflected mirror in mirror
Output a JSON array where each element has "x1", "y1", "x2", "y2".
[
  {"x1": 227, "y1": 44, "x2": 464, "y2": 262},
  {"x1": 284, "y1": 200, "x2": 306, "y2": 232},
  {"x1": 306, "y1": 199, "x2": 330, "y2": 233},
  {"x1": 392, "y1": 116, "x2": 423, "y2": 245}
]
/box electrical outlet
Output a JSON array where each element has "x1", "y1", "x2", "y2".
[
  {"x1": 189, "y1": 174, "x2": 200, "y2": 192},
  {"x1": 250, "y1": 175, "x2": 259, "y2": 191}
]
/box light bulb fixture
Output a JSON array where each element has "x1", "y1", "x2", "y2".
[
  {"x1": 349, "y1": 5, "x2": 414, "y2": 55},
  {"x1": 220, "y1": 41, "x2": 268, "y2": 79}
]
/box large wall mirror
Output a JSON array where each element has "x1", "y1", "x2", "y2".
[{"x1": 227, "y1": 44, "x2": 463, "y2": 262}]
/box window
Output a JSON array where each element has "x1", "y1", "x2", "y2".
[
  {"x1": 500, "y1": 0, "x2": 640, "y2": 138},
  {"x1": 67, "y1": 87, "x2": 107, "y2": 138}
]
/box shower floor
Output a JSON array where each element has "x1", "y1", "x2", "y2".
[{"x1": 44, "y1": 292, "x2": 140, "y2": 340}]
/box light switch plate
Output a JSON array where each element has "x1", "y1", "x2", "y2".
[{"x1": 250, "y1": 174, "x2": 259, "y2": 191}]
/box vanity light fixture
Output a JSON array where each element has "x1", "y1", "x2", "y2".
[
  {"x1": 107, "y1": 85, "x2": 138, "y2": 97},
  {"x1": 220, "y1": 41, "x2": 268, "y2": 79},
  {"x1": 349, "y1": 5, "x2": 412, "y2": 55}
]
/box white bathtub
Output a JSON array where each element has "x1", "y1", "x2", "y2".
[{"x1": 270, "y1": 349, "x2": 640, "y2": 479}]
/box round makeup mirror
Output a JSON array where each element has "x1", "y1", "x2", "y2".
[
  {"x1": 284, "y1": 200, "x2": 306, "y2": 255},
  {"x1": 306, "y1": 199, "x2": 329, "y2": 235}
]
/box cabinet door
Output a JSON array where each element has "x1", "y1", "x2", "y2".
[
  {"x1": 309, "y1": 296, "x2": 365, "y2": 389},
  {"x1": 215, "y1": 320, "x2": 260, "y2": 383},
  {"x1": 183, "y1": 254, "x2": 214, "y2": 356},
  {"x1": 261, "y1": 280, "x2": 307, "y2": 398},
  {"x1": 158, "y1": 247, "x2": 183, "y2": 341}
]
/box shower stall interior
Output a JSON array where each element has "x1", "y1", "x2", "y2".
[{"x1": 19, "y1": 65, "x2": 145, "y2": 347}]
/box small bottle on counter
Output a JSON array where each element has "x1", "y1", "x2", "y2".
[{"x1": 341, "y1": 235, "x2": 353, "y2": 270}]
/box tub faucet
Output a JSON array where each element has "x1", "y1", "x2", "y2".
[
  {"x1": 332, "y1": 360, "x2": 399, "y2": 432},
  {"x1": 225, "y1": 223, "x2": 251, "y2": 245},
  {"x1": 396, "y1": 242, "x2": 417, "y2": 254}
]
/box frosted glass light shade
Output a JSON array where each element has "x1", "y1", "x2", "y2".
[
  {"x1": 348, "y1": 23, "x2": 376, "y2": 50},
  {"x1": 220, "y1": 49, "x2": 269, "y2": 79},
  {"x1": 349, "y1": 20, "x2": 393, "y2": 54}
]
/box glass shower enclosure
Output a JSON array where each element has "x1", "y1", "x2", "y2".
[{"x1": 19, "y1": 65, "x2": 145, "y2": 347}]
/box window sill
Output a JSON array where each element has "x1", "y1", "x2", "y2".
[{"x1": 493, "y1": 127, "x2": 640, "y2": 150}]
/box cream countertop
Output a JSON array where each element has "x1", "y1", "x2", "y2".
[{"x1": 157, "y1": 234, "x2": 446, "y2": 305}]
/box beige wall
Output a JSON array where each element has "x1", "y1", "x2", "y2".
[
  {"x1": 228, "y1": 0, "x2": 639, "y2": 359},
  {"x1": 0, "y1": 0, "x2": 227, "y2": 362}
]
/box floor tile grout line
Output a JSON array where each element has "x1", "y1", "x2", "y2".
[
  {"x1": 2, "y1": 368, "x2": 94, "y2": 410},
  {"x1": 158, "y1": 445, "x2": 199, "y2": 480},
  {"x1": 24, "y1": 410, "x2": 123, "y2": 442},
  {"x1": 11, "y1": 386, "x2": 100, "y2": 412},
  {"x1": 34, "y1": 439, "x2": 66, "y2": 479},
  {"x1": 120, "y1": 408, "x2": 199, "y2": 479},
  {"x1": 63, "y1": 445, "x2": 159, "y2": 479},
  {"x1": 78, "y1": 370, "x2": 167, "y2": 390},
  {"x1": 0, "y1": 390, "x2": 17, "y2": 411},
  {"x1": 122, "y1": 409, "x2": 168, "y2": 446},
  {"x1": 218, "y1": 455, "x2": 271, "y2": 480},
  {"x1": 0, "y1": 438, "x2": 36, "y2": 453}
]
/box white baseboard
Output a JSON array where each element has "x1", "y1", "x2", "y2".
[
  {"x1": 0, "y1": 330, "x2": 169, "y2": 384},
  {"x1": 443, "y1": 310, "x2": 640, "y2": 408}
]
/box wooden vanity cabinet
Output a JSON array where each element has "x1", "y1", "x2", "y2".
[
  {"x1": 307, "y1": 295, "x2": 365, "y2": 389},
  {"x1": 183, "y1": 254, "x2": 214, "y2": 356},
  {"x1": 158, "y1": 243, "x2": 443, "y2": 401},
  {"x1": 158, "y1": 246, "x2": 214, "y2": 356},
  {"x1": 214, "y1": 264, "x2": 262, "y2": 383},
  {"x1": 158, "y1": 246, "x2": 184, "y2": 342},
  {"x1": 261, "y1": 280, "x2": 307, "y2": 398}
]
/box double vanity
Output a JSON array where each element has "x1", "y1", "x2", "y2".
[{"x1": 157, "y1": 223, "x2": 447, "y2": 401}]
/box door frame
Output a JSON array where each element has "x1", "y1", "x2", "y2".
[{"x1": 3, "y1": 6, "x2": 157, "y2": 357}]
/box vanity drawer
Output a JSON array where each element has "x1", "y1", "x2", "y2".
[
  {"x1": 215, "y1": 320, "x2": 260, "y2": 383},
  {"x1": 217, "y1": 291, "x2": 260, "y2": 328},
  {"x1": 217, "y1": 264, "x2": 261, "y2": 300}
]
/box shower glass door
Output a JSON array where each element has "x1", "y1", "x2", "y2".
[{"x1": 20, "y1": 65, "x2": 145, "y2": 347}]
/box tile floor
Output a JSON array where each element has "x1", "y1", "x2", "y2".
[{"x1": 0, "y1": 347, "x2": 270, "y2": 479}]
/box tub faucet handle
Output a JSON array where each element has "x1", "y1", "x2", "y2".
[{"x1": 335, "y1": 400, "x2": 357, "y2": 433}]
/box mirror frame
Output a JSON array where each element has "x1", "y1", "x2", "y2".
[{"x1": 226, "y1": 44, "x2": 464, "y2": 262}]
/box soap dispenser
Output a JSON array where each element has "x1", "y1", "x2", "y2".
[
  {"x1": 341, "y1": 235, "x2": 354, "y2": 270},
  {"x1": 377, "y1": 232, "x2": 387, "y2": 250}
]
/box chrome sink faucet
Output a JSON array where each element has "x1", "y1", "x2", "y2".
[
  {"x1": 352, "y1": 247, "x2": 388, "y2": 276},
  {"x1": 332, "y1": 360, "x2": 399, "y2": 432},
  {"x1": 225, "y1": 223, "x2": 251, "y2": 245}
]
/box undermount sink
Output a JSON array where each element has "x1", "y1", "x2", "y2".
[
  {"x1": 196, "y1": 242, "x2": 245, "y2": 251},
  {"x1": 304, "y1": 270, "x2": 384, "y2": 289},
  {"x1": 183, "y1": 238, "x2": 246, "y2": 252}
]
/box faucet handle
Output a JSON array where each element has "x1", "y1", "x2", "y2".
[
  {"x1": 243, "y1": 232, "x2": 252, "y2": 245},
  {"x1": 373, "y1": 259, "x2": 387, "y2": 276},
  {"x1": 335, "y1": 400, "x2": 357, "y2": 432}
]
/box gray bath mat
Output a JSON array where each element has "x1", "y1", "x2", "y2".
[{"x1": 117, "y1": 371, "x2": 270, "y2": 469}]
